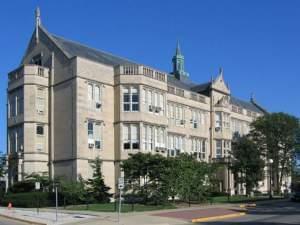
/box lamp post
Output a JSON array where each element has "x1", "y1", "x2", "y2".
[
  {"x1": 227, "y1": 156, "x2": 232, "y2": 202},
  {"x1": 268, "y1": 159, "x2": 274, "y2": 199}
]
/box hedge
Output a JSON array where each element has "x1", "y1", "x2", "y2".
[{"x1": 0, "y1": 192, "x2": 56, "y2": 208}]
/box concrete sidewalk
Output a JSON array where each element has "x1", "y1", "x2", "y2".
[
  {"x1": 0, "y1": 199, "x2": 287, "y2": 225},
  {"x1": 0, "y1": 207, "x2": 97, "y2": 225}
]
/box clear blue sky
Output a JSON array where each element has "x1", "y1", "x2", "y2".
[{"x1": 0, "y1": 0, "x2": 299, "y2": 153}]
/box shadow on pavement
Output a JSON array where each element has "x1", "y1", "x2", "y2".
[{"x1": 199, "y1": 201, "x2": 300, "y2": 225}]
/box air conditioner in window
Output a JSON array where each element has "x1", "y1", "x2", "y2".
[
  {"x1": 155, "y1": 106, "x2": 162, "y2": 113},
  {"x1": 149, "y1": 105, "x2": 153, "y2": 112},
  {"x1": 215, "y1": 127, "x2": 221, "y2": 132},
  {"x1": 190, "y1": 119, "x2": 194, "y2": 124},
  {"x1": 95, "y1": 102, "x2": 102, "y2": 109},
  {"x1": 88, "y1": 143, "x2": 94, "y2": 148},
  {"x1": 160, "y1": 148, "x2": 167, "y2": 153},
  {"x1": 180, "y1": 120, "x2": 185, "y2": 125}
]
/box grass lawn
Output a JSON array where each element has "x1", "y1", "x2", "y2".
[{"x1": 66, "y1": 202, "x2": 177, "y2": 212}]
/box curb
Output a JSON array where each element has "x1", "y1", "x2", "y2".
[
  {"x1": 191, "y1": 212, "x2": 246, "y2": 223},
  {"x1": 0, "y1": 213, "x2": 47, "y2": 225}
]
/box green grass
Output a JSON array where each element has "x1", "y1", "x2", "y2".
[{"x1": 66, "y1": 203, "x2": 176, "y2": 212}]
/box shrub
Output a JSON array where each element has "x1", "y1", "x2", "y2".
[
  {"x1": 9, "y1": 180, "x2": 35, "y2": 193},
  {"x1": 0, "y1": 192, "x2": 55, "y2": 207}
]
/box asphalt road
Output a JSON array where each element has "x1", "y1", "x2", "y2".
[
  {"x1": 0, "y1": 217, "x2": 28, "y2": 225},
  {"x1": 200, "y1": 200, "x2": 300, "y2": 225}
]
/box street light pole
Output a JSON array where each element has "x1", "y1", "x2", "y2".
[
  {"x1": 269, "y1": 159, "x2": 274, "y2": 199},
  {"x1": 227, "y1": 156, "x2": 231, "y2": 202},
  {"x1": 55, "y1": 184, "x2": 58, "y2": 222}
]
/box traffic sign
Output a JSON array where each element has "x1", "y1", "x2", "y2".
[{"x1": 118, "y1": 177, "x2": 124, "y2": 190}]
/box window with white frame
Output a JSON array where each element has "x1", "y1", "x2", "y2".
[
  {"x1": 168, "y1": 134, "x2": 184, "y2": 157},
  {"x1": 8, "y1": 88, "x2": 24, "y2": 118},
  {"x1": 123, "y1": 124, "x2": 140, "y2": 150},
  {"x1": 224, "y1": 140, "x2": 231, "y2": 156},
  {"x1": 123, "y1": 87, "x2": 139, "y2": 112},
  {"x1": 216, "y1": 139, "x2": 222, "y2": 158},
  {"x1": 223, "y1": 113, "x2": 230, "y2": 129},
  {"x1": 142, "y1": 88, "x2": 164, "y2": 115},
  {"x1": 142, "y1": 124, "x2": 166, "y2": 151},
  {"x1": 8, "y1": 125, "x2": 23, "y2": 153},
  {"x1": 192, "y1": 138, "x2": 206, "y2": 160},
  {"x1": 87, "y1": 120, "x2": 102, "y2": 150},
  {"x1": 88, "y1": 83, "x2": 102, "y2": 110},
  {"x1": 36, "y1": 87, "x2": 45, "y2": 114},
  {"x1": 190, "y1": 109, "x2": 205, "y2": 129},
  {"x1": 215, "y1": 112, "x2": 222, "y2": 129}
]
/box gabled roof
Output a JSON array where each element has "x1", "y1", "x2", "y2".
[
  {"x1": 230, "y1": 96, "x2": 265, "y2": 114},
  {"x1": 40, "y1": 26, "x2": 137, "y2": 66},
  {"x1": 190, "y1": 82, "x2": 211, "y2": 93}
]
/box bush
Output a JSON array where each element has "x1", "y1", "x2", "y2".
[
  {"x1": 9, "y1": 180, "x2": 35, "y2": 193},
  {"x1": 0, "y1": 192, "x2": 55, "y2": 207}
]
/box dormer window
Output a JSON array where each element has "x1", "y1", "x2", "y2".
[{"x1": 31, "y1": 53, "x2": 43, "y2": 66}]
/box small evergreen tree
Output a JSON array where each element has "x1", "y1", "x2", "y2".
[{"x1": 87, "y1": 157, "x2": 112, "y2": 203}]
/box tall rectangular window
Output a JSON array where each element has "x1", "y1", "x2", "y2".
[
  {"x1": 123, "y1": 123, "x2": 140, "y2": 150},
  {"x1": 87, "y1": 120, "x2": 102, "y2": 150},
  {"x1": 168, "y1": 134, "x2": 184, "y2": 157},
  {"x1": 36, "y1": 87, "x2": 45, "y2": 114},
  {"x1": 216, "y1": 140, "x2": 222, "y2": 158},
  {"x1": 123, "y1": 87, "x2": 139, "y2": 112},
  {"x1": 215, "y1": 112, "x2": 222, "y2": 128},
  {"x1": 88, "y1": 83, "x2": 102, "y2": 110}
]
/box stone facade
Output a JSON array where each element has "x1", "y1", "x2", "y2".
[{"x1": 7, "y1": 10, "x2": 284, "y2": 195}]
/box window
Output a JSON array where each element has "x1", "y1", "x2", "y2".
[
  {"x1": 8, "y1": 126, "x2": 23, "y2": 153},
  {"x1": 8, "y1": 88, "x2": 24, "y2": 118},
  {"x1": 87, "y1": 120, "x2": 102, "y2": 150},
  {"x1": 36, "y1": 125, "x2": 44, "y2": 135},
  {"x1": 148, "y1": 126, "x2": 166, "y2": 149},
  {"x1": 88, "y1": 83, "x2": 102, "y2": 110},
  {"x1": 215, "y1": 112, "x2": 222, "y2": 129},
  {"x1": 88, "y1": 121, "x2": 93, "y2": 139},
  {"x1": 224, "y1": 140, "x2": 231, "y2": 156},
  {"x1": 142, "y1": 88, "x2": 164, "y2": 115},
  {"x1": 168, "y1": 134, "x2": 184, "y2": 157},
  {"x1": 123, "y1": 87, "x2": 139, "y2": 112},
  {"x1": 123, "y1": 124, "x2": 140, "y2": 150},
  {"x1": 131, "y1": 88, "x2": 139, "y2": 111},
  {"x1": 191, "y1": 138, "x2": 206, "y2": 160},
  {"x1": 216, "y1": 140, "x2": 222, "y2": 158},
  {"x1": 88, "y1": 84, "x2": 93, "y2": 101},
  {"x1": 36, "y1": 87, "x2": 45, "y2": 114}
]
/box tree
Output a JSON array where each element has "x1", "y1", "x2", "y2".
[
  {"x1": 59, "y1": 175, "x2": 86, "y2": 206},
  {"x1": 87, "y1": 157, "x2": 112, "y2": 203},
  {"x1": 0, "y1": 155, "x2": 6, "y2": 178},
  {"x1": 25, "y1": 172, "x2": 50, "y2": 191},
  {"x1": 122, "y1": 152, "x2": 169, "y2": 204},
  {"x1": 231, "y1": 135, "x2": 265, "y2": 195},
  {"x1": 251, "y1": 113, "x2": 299, "y2": 194}
]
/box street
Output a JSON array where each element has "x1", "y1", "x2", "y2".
[
  {"x1": 0, "y1": 216, "x2": 28, "y2": 225},
  {"x1": 200, "y1": 200, "x2": 300, "y2": 225}
]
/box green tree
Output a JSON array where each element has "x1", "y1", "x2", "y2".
[
  {"x1": 25, "y1": 172, "x2": 50, "y2": 191},
  {"x1": 87, "y1": 157, "x2": 112, "y2": 203},
  {"x1": 59, "y1": 175, "x2": 86, "y2": 206},
  {"x1": 231, "y1": 135, "x2": 265, "y2": 195},
  {"x1": 0, "y1": 155, "x2": 6, "y2": 178},
  {"x1": 122, "y1": 152, "x2": 169, "y2": 204},
  {"x1": 251, "y1": 113, "x2": 299, "y2": 193}
]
